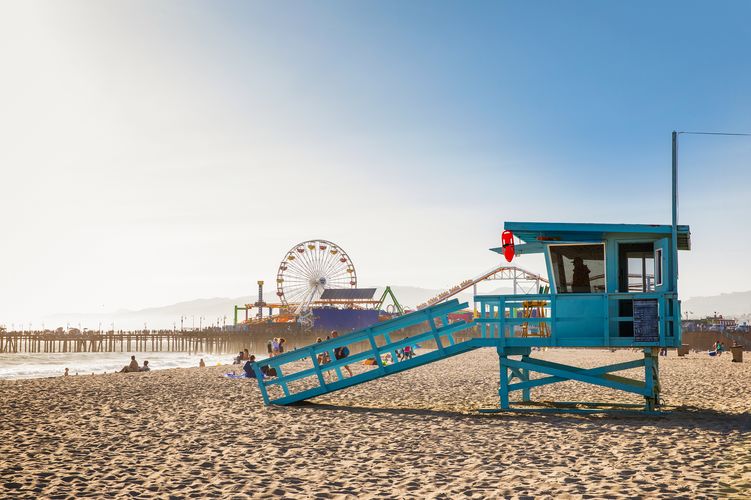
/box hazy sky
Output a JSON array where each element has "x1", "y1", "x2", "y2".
[{"x1": 1, "y1": 1, "x2": 750, "y2": 324}]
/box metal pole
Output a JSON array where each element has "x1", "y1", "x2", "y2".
[{"x1": 672, "y1": 131, "x2": 679, "y2": 284}]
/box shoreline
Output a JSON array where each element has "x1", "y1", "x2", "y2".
[{"x1": 0, "y1": 351, "x2": 248, "y2": 381}]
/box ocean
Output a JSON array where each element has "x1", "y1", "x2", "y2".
[{"x1": 0, "y1": 351, "x2": 255, "y2": 380}]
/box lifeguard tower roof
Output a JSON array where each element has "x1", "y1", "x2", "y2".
[{"x1": 491, "y1": 222, "x2": 691, "y2": 255}]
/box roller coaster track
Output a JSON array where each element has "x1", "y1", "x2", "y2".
[{"x1": 416, "y1": 265, "x2": 549, "y2": 310}]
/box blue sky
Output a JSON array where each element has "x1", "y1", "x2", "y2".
[{"x1": 0, "y1": 1, "x2": 749, "y2": 322}]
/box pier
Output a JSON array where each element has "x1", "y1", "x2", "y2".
[{"x1": 0, "y1": 326, "x2": 301, "y2": 355}]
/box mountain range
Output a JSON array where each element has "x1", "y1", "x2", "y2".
[
  {"x1": 682, "y1": 290, "x2": 751, "y2": 320},
  {"x1": 41, "y1": 286, "x2": 511, "y2": 330},
  {"x1": 40, "y1": 286, "x2": 751, "y2": 330}
]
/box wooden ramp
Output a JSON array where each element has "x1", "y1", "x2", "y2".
[{"x1": 252, "y1": 299, "x2": 477, "y2": 405}]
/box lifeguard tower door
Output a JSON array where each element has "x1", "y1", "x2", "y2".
[{"x1": 617, "y1": 242, "x2": 656, "y2": 338}]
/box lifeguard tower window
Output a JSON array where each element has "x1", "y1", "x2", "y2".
[
  {"x1": 655, "y1": 248, "x2": 663, "y2": 287},
  {"x1": 618, "y1": 243, "x2": 655, "y2": 293},
  {"x1": 549, "y1": 244, "x2": 606, "y2": 293}
]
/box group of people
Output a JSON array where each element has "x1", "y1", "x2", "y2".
[
  {"x1": 266, "y1": 338, "x2": 287, "y2": 357},
  {"x1": 233, "y1": 348, "x2": 253, "y2": 364},
  {"x1": 397, "y1": 344, "x2": 414, "y2": 361},
  {"x1": 229, "y1": 330, "x2": 356, "y2": 381},
  {"x1": 119, "y1": 355, "x2": 150, "y2": 373},
  {"x1": 241, "y1": 354, "x2": 278, "y2": 379},
  {"x1": 315, "y1": 331, "x2": 352, "y2": 377},
  {"x1": 711, "y1": 341, "x2": 726, "y2": 356}
]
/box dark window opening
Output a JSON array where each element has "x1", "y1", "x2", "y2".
[{"x1": 549, "y1": 244, "x2": 606, "y2": 294}]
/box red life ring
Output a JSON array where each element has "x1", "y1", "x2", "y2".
[{"x1": 501, "y1": 230, "x2": 515, "y2": 262}]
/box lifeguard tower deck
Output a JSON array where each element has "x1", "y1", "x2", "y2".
[{"x1": 252, "y1": 221, "x2": 690, "y2": 413}]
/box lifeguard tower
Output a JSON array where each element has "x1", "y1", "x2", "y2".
[
  {"x1": 474, "y1": 221, "x2": 690, "y2": 411},
  {"x1": 250, "y1": 137, "x2": 690, "y2": 413}
]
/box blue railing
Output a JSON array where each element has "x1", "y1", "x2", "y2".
[
  {"x1": 475, "y1": 292, "x2": 681, "y2": 347},
  {"x1": 252, "y1": 299, "x2": 477, "y2": 405}
]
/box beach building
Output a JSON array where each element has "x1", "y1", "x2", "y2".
[{"x1": 706, "y1": 314, "x2": 737, "y2": 329}]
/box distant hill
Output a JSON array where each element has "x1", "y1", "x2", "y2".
[
  {"x1": 41, "y1": 285, "x2": 516, "y2": 330},
  {"x1": 41, "y1": 286, "x2": 749, "y2": 330},
  {"x1": 682, "y1": 290, "x2": 751, "y2": 319},
  {"x1": 42, "y1": 296, "x2": 255, "y2": 331}
]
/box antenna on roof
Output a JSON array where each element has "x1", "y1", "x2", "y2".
[{"x1": 672, "y1": 131, "x2": 678, "y2": 280}]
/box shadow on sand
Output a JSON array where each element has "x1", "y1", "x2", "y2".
[{"x1": 289, "y1": 401, "x2": 751, "y2": 433}]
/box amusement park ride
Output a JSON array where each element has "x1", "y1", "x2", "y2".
[
  {"x1": 233, "y1": 239, "x2": 403, "y2": 330},
  {"x1": 250, "y1": 133, "x2": 691, "y2": 413}
]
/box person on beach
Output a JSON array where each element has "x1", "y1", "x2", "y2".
[
  {"x1": 266, "y1": 340, "x2": 272, "y2": 357},
  {"x1": 403, "y1": 344, "x2": 414, "y2": 360},
  {"x1": 233, "y1": 351, "x2": 243, "y2": 364},
  {"x1": 278, "y1": 338, "x2": 286, "y2": 354},
  {"x1": 140, "y1": 360, "x2": 150, "y2": 372},
  {"x1": 331, "y1": 331, "x2": 353, "y2": 377},
  {"x1": 316, "y1": 337, "x2": 326, "y2": 365},
  {"x1": 199, "y1": 359, "x2": 206, "y2": 368},
  {"x1": 316, "y1": 337, "x2": 331, "y2": 365},
  {"x1": 243, "y1": 355, "x2": 257, "y2": 378},
  {"x1": 243, "y1": 349, "x2": 250, "y2": 360},
  {"x1": 271, "y1": 338, "x2": 280, "y2": 356},
  {"x1": 260, "y1": 364, "x2": 277, "y2": 377},
  {"x1": 64, "y1": 368, "x2": 69, "y2": 377},
  {"x1": 120, "y1": 355, "x2": 139, "y2": 373}
]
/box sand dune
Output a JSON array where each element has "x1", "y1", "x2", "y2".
[{"x1": 1, "y1": 348, "x2": 749, "y2": 498}]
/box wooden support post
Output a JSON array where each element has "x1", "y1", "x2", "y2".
[
  {"x1": 428, "y1": 317, "x2": 447, "y2": 351},
  {"x1": 367, "y1": 330, "x2": 386, "y2": 373},
  {"x1": 384, "y1": 332, "x2": 399, "y2": 364},
  {"x1": 644, "y1": 347, "x2": 660, "y2": 411},
  {"x1": 498, "y1": 347, "x2": 509, "y2": 409},
  {"x1": 520, "y1": 354, "x2": 531, "y2": 402}
]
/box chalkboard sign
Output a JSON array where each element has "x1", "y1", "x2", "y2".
[{"x1": 634, "y1": 299, "x2": 659, "y2": 343}]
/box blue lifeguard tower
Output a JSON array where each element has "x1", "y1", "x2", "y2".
[{"x1": 251, "y1": 138, "x2": 690, "y2": 412}]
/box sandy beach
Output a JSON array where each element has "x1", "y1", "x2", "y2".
[{"x1": 1, "y1": 348, "x2": 749, "y2": 498}]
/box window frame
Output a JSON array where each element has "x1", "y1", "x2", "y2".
[
  {"x1": 546, "y1": 242, "x2": 608, "y2": 294},
  {"x1": 655, "y1": 248, "x2": 663, "y2": 287}
]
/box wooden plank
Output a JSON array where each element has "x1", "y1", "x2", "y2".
[
  {"x1": 508, "y1": 358, "x2": 645, "y2": 391},
  {"x1": 504, "y1": 358, "x2": 649, "y2": 396}
]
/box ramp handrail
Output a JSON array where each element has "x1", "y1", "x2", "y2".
[{"x1": 252, "y1": 299, "x2": 476, "y2": 405}]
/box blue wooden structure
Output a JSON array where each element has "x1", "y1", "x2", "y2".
[
  {"x1": 476, "y1": 221, "x2": 690, "y2": 412},
  {"x1": 251, "y1": 221, "x2": 690, "y2": 412}
]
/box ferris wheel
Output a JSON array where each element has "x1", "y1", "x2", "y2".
[{"x1": 276, "y1": 239, "x2": 357, "y2": 312}]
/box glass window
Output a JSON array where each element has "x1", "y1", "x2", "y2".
[
  {"x1": 549, "y1": 244, "x2": 606, "y2": 293},
  {"x1": 618, "y1": 242, "x2": 655, "y2": 292}
]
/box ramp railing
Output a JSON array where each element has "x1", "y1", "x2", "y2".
[{"x1": 252, "y1": 299, "x2": 476, "y2": 405}]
